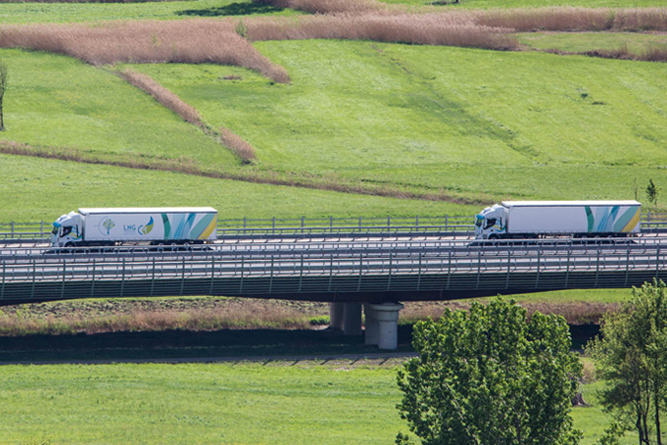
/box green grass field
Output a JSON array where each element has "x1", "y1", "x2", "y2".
[
  {"x1": 0, "y1": 154, "x2": 468, "y2": 222},
  {"x1": 1, "y1": 40, "x2": 666, "y2": 219},
  {"x1": 0, "y1": 49, "x2": 238, "y2": 169},
  {"x1": 0, "y1": 360, "x2": 641, "y2": 445},
  {"x1": 130, "y1": 40, "x2": 667, "y2": 203},
  {"x1": 518, "y1": 31, "x2": 667, "y2": 53}
]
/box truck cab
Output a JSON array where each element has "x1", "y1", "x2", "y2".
[
  {"x1": 51, "y1": 211, "x2": 84, "y2": 247},
  {"x1": 474, "y1": 204, "x2": 508, "y2": 239}
]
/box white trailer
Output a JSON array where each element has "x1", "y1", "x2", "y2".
[
  {"x1": 51, "y1": 207, "x2": 217, "y2": 247},
  {"x1": 474, "y1": 201, "x2": 641, "y2": 240}
]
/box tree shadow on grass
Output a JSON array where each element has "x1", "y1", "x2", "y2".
[{"x1": 176, "y1": 1, "x2": 284, "y2": 17}]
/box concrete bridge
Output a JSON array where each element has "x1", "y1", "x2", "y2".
[{"x1": 1, "y1": 235, "x2": 665, "y2": 349}]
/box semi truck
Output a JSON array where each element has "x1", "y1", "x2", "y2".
[
  {"x1": 474, "y1": 201, "x2": 641, "y2": 240},
  {"x1": 50, "y1": 207, "x2": 218, "y2": 247}
]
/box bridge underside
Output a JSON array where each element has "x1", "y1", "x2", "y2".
[{"x1": 0, "y1": 270, "x2": 661, "y2": 306}]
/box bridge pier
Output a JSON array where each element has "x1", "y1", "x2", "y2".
[
  {"x1": 329, "y1": 302, "x2": 345, "y2": 331},
  {"x1": 364, "y1": 303, "x2": 404, "y2": 350},
  {"x1": 343, "y1": 303, "x2": 363, "y2": 336},
  {"x1": 328, "y1": 302, "x2": 363, "y2": 336}
]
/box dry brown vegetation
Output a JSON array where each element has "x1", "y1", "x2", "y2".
[
  {"x1": 400, "y1": 300, "x2": 617, "y2": 325},
  {"x1": 0, "y1": 298, "x2": 328, "y2": 335},
  {"x1": 247, "y1": 13, "x2": 518, "y2": 50},
  {"x1": 0, "y1": 297, "x2": 617, "y2": 337},
  {"x1": 0, "y1": 19, "x2": 290, "y2": 83},
  {"x1": 220, "y1": 127, "x2": 257, "y2": 164},
  {"x1": 117, "y1": 68, "x2": 203, "y2": 126},
  {"x1": 115, "y1": 69, "x2": 260, "y2": 163},
  {"x1": 474, "y1": 7, "x2": 667, "y2": 32}
]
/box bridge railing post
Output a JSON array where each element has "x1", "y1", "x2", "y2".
[
  {"x1": 120, "y1": 257, "x2": 127, "y2": 298},
  {"x1": 240, "y1": 256, "x2": 245, "y2": 294},
  {"x1": 657, "y1": 248, "x2": 661, "y2": 280},
  {"x1": 446, "y1": 251, "x2": 451, "y2": 290},
  {"x1": 209, "y1": 257, "x2": 216, "y2": 295},
  {"x1": 269, "y1": 255, "x2": 275, "y2": 293},
  {"x1": 0, "y1": 259, "x2": 5, "y2": 300},
  {"x1": 625, "y1": 245, "x2": 630, "y2": 287},
  {"x1": 535, "y1": 250, "x2": 541, "y2": 289},
  {"x1": 476, "y1": 250, "x2": 481, "y2": 290},
  {"x1": 60, "y1": 259, "x2": 66, "y2": 300},
  {"x1": 386, "y1": 253, "x2": 393, "y2": 291},
  {"x1": 91, "y1": 258, "x2": 97, "y2": 299},
  {"x1": 505, "y1": 250, "x2": 511, "y2": 289},
  {"x1": 30, "y1": 258, "x2": 37, "y2": 300},
  {"x1": 151, "y1": 257, "x2": 156, "y2": 296},
  {"x1": 417, "y1": 252, "x2": 422, "y2": 290},
  {"x1": 594, "y1": 249, "x2": 600, "y2": 288},
  {"x1": 357, "y1": 254, "x2": 363, "y2": 292},
  {"x1": 564, "y1": 248, "x2": 571, "y2": 288}
]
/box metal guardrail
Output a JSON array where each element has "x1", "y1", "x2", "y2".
[
  {"x1": 2, "y1": 213, "x2": 667, "y2": 241},
  {"x1": 0, "y1": 238, "x2": 665, "y2": 303},
  {"x1": 0, "y1": 216, "x2": 473, "y2": 241}
]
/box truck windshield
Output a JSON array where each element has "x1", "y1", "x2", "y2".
[
  {"x1": 51, "y1": 225, "x2": 58, "y2": 235},
  {"x1": 475, "y1": 217, "x2": 483, "y2": 227}
]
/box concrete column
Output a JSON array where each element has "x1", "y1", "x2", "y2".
[
  {"x1": 364, "y1": 304, "x2": 380, "y2": 346},
  {"x1": 329, "y1": 302, "x2": 345, "y2": 331},
  {"x1": 343, "y1": 302, "x2": 363, "y2": 336},
  {"x1": 368, "y1": 302, "x2": 404, "y2": 350}
]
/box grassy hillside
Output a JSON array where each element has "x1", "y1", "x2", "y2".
[
  {"x1": 0, "y1": 49, "x2": 238, "y2": 169},
  {"x1": 131, "y1": 40, "x2": 667, "y2": 202},
  {"x1": 518, "y1": 31, "x2": 667, "y2": 52},
  {"x1": 0, "y1": 154, "x2": 467, "y2": 222}
]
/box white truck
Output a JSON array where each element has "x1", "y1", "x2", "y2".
[
  {"x1": 50, "y1": 207, "x2": 218, "y2": 247},
  {"x1": 474, "y1": 200, "x2": 641, "y2": 240}
]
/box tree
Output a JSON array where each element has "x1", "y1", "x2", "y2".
[
  {"x1": 0, "y1": 60, "x2": 6, "y2": 131},
  {"x1": 396, "y1": 298, "x2": 583, "y2": 445},
  {"x1": 587, "y1": 279, "x2": 667, "y2": 445},
  {"x1": 646, "y1": 179, "x2": 659, "y2": 211}
]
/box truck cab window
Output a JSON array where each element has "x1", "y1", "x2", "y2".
[
  {"x1": 61, "y1": 226, "x2": 72, "y2": 237},
  {"x1": 484, "y1": 218, "x2": 496, "y2": 230}
]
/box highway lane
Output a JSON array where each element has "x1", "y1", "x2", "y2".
[{"x1": 1, "y1": 237, "x2": 665, "y2": 281}]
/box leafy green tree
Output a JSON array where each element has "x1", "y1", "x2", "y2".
[
  {"x1": 588, "y1": 279, "x2": 667, "y2": 445},
  {"x1": 647, "y1": 179, "x2": 659, "y2": 211},
  {"x1": 396, "y1": 298, "x2": 583, "y2": 445}
]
